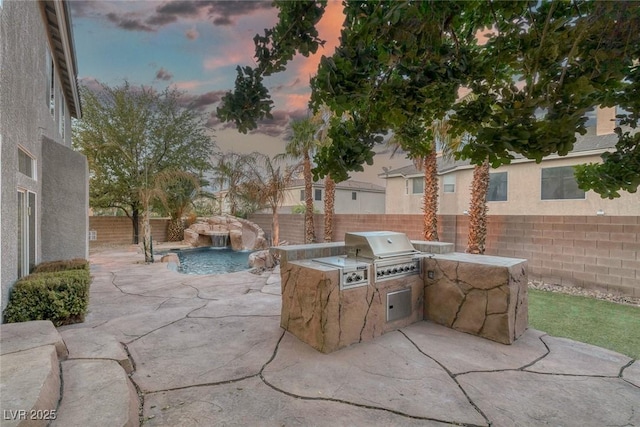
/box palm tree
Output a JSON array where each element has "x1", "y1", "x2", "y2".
[
  {"x1": 281, "y1": 117, "x2": 319, "y2": 243},
  {"x1": 211, "y1": 151, "x2": 253, "y2": 216},
  {"x1": 466, "y1": 158, "x2": 490, "y2": 254},
  {"x1": 311, "y1": 105, "x2": 337, "y2": 242},
  {"x1": 139, "y1": 169, "x2": 199, "y2": 262},
  {"x1": 421, "y1": 147, "x2": 439, "y2": 241},
  {"x1": 153, "y1": 175, "x2": 213, "y2": 241},
  {"x1": 386, "y1": 126, "x2": 437, "y2": 240},
  {"x1": 453, "y1": 93, "x2": 490, "y2": 255},
  {"x1": 409, "y1": 93, "x2": 492, "y2": 254},
  {"x1": 387, "y1": 118, "x2": 463, "y2": 241},
  {"x1": 322, "y1": 175, "x2": 336, "y2": 242},
  {"x1": 244, "y1": 153, "x2": 301, "y2": 246}
]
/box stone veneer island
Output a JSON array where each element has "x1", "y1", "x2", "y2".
[
  {"x1": 277, "y1": 242, "x2": 528, "y2": 353},
  {"x1": 280, "y1": 259, "x2": 424, "y2": 353},
  {"x1": 424, "y1": 253, "x2": 528, "y2": 345}
]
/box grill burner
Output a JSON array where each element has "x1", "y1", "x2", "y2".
[
  {"x1": 312, "y1": 256, "x2": 370, "y2": 289},
  {"x1": 375, "y1": 256, "x2": 421, "y2": 281},
  {"x1": 313, "y1": 231, "x2": 422, "y2": 289}
]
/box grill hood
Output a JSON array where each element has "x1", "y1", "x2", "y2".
[{"x1": 345, "y1": 231, "x2": 419, "y2": 259}]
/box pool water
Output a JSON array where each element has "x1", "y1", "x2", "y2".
[{"x1": 167, "y1": 247, "x2": 253, "y2": 275}]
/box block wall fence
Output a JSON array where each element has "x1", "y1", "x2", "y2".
[
  {"x1": 89, "y1": 217, "x2": 169, "y2": 245},
  {"x1": 88, "y1": 214, "x2": 639, "y2": 297},
  {"x1": 249, "y1": 214, "x2": 640, "y2": 297}
]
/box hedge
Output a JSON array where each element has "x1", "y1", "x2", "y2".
[
  {"x1": 32, "y1": 258, "x2": 89, "y2": 273},
  {"x1": 3, "y1": 266, "x2": 91, "y2": 326}
]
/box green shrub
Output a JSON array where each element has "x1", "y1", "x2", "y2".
[
  {"x1": 32, "y1": 258, "x2": 89, "y2": 274},
  {"x1": 291, "y1": 204, "x2": 320, "y2": 214},
  {"x1": 3, "y1": 269, "x2": 91, "y2": 326}
]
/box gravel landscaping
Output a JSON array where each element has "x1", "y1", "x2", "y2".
[{"x1": 529, "y1": 280, "x2": 640, "y2": 307}]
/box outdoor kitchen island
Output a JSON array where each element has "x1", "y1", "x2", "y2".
[{"x1": 277, "y1": 232, "x2": 528, "y2": 353}]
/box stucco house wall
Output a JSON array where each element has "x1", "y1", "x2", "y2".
[
  {"x1": 0, "y1": 0, "x2": 86, "y2": 312},
  {"x1": 384, "y1": 133, "x2": 640, "y2": 217},
  {"x1": 436, "y1": 154, "x2": 640, "y2": 216},
  {"x1": 278, "y1": 179, "x2": 386, "y2": 214},
  {"x1": 41, "y1": 139, "x2": 89, "y2": 262}
]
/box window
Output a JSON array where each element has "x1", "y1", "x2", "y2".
[
  {"x1": 443, "y1": 175, "x2": 455, "y2": 193},
  {"x1": 314, "y1": 189, "x2": 322, "y2": 201},
  {"x1": 17, "y1": 190, "x2": 37, "y2": 277},
  {"x1": 59, "y1": 88, "x2": 65, "y2": 138},
  {"x1": 406, "y1": 177, "x2": 423, "y2": 194},
  {"x1": 300, "y1": 190, "x2": 305, "y2": 201},
  {"x1": 46, "y1": 48, "x2": 55, "y2": 117},
  {"x1": 352, "y1": 191, "x2": 357, "y2": 200},
  {"x1": 18, "y1": 148, "x2": 35, "y2": 179},
  {"x1": 487, "y1": 172, "x2": 507, "y2": 201},
  {"x1": 541, "y1": 166, "x2": 585, "y2": 200}
]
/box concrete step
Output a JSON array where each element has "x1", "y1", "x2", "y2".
[
  {"x1": 0, "y1": 321, "x2": 67, "y2": 426},
  {"x1": 1, "y1": 320, "x2": 68, "y2": 359},
  {"x1": 51, "y1": 359, "x2": 139, "y2": 427},
  {"x1": 0, "y1": 345, "x2": 61, "y2": 427},
  {"x1": 60, "y1": 328, "x2": 133, "y2": 373},
  {"x1": 1, "y1": 321, "x2": 139, "y2": 426}
]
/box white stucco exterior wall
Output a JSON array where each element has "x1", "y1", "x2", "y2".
[{"x1": 385, "y1": 154, "x2": 640, "y2": 216}]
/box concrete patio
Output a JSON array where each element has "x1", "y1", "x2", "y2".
[{"x1": 2, "y1": 245, "x2": 639, "y2": 426}]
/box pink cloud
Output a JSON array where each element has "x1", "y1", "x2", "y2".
[
  {"x1": 294, "y1": 0, "x2": 344, "y2": 80},
  {"x1": 273, "y1": 93, "x2": 312, "y2": 112},
  {"x1": 172, "y1": 80, "x2": 207, "y2": 91},
  {"x1": 203, "y1": 51, "x2": 248, "y2": 71}
]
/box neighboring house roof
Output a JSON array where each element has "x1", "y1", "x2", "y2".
[
  {"x1": 288, "y1": 179, "x2": 385, "y2": 193},
  {"x1": 380, "y1": 126, "x2": 622, "y2": 178},
  {"x1": 41, "y1": 0, "x2": 81, "y2": 118}
]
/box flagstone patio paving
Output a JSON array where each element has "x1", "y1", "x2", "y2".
[{"x1": 55, "y1": 245, "x2": 639, "y2": 426}]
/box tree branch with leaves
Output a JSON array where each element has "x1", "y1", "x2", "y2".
[{"x1": 74, "y1": 81, "x2": 215, "y2": 244}]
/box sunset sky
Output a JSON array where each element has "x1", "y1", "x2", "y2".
[
  {"x1": 69, "y1": 0, "x2": 406, "y2": 183},
  {"x1": 71, "y1": 2, "x2": 336, "y2": 139}
]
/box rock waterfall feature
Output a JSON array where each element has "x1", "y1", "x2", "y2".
[{"x1": 183, "y1": 216, "x2": 268, "y2": 251}]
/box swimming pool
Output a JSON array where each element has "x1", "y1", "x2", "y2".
[{"x1": 166, "y1": 247, "x2": 253, "y2": 275}]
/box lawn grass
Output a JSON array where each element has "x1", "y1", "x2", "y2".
[{"x1": 528, "y1": 289, "x2": 640, "y2": 359}]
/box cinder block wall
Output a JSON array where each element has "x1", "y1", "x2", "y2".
[
  {"x1": 89, "y1": 217, "x2": 169, "y2": 244},
  {"x1": 250, "y1": 213, "x2": 639, "y2": 297},
  {"x1": 88, "y1": 214, "x2": 638, "y2": 296},
  {"x1": 481, "y1": 216, "x2": 639, "y2": 296}
]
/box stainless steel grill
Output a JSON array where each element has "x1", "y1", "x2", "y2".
[
  {"x1": 313, "y1": 231, "x2": 422, "y2": 288},
  {"x1": 344, "y1": 231, "x2": 420, "y2": 260}
]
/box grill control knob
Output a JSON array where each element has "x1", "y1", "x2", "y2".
[
  {"x1": 410, "y1": 265, "x2": 416, "y2": 270},
  {"x1": 346, "y1": 276, "x2": 353, "y2": 283},
  {"x1": 355, "y1": 275, "x2": 362, "y2": 281},
  {"x1": 386, "y1": 269, "x2": 392, "y2": 274},
  {"x1": 404, "y1": 266, "x2": 410, "y2": 272},
  {"x1": 392, "y1": 268, "x2": 398, "y2": 273}
]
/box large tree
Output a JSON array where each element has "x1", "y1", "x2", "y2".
[
  {"x1": 74, "y1": 81, "x2": 214, "y2": 244},
  {"x1": 218, "y1": 1, "x2": 640, "y2": 198}
]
